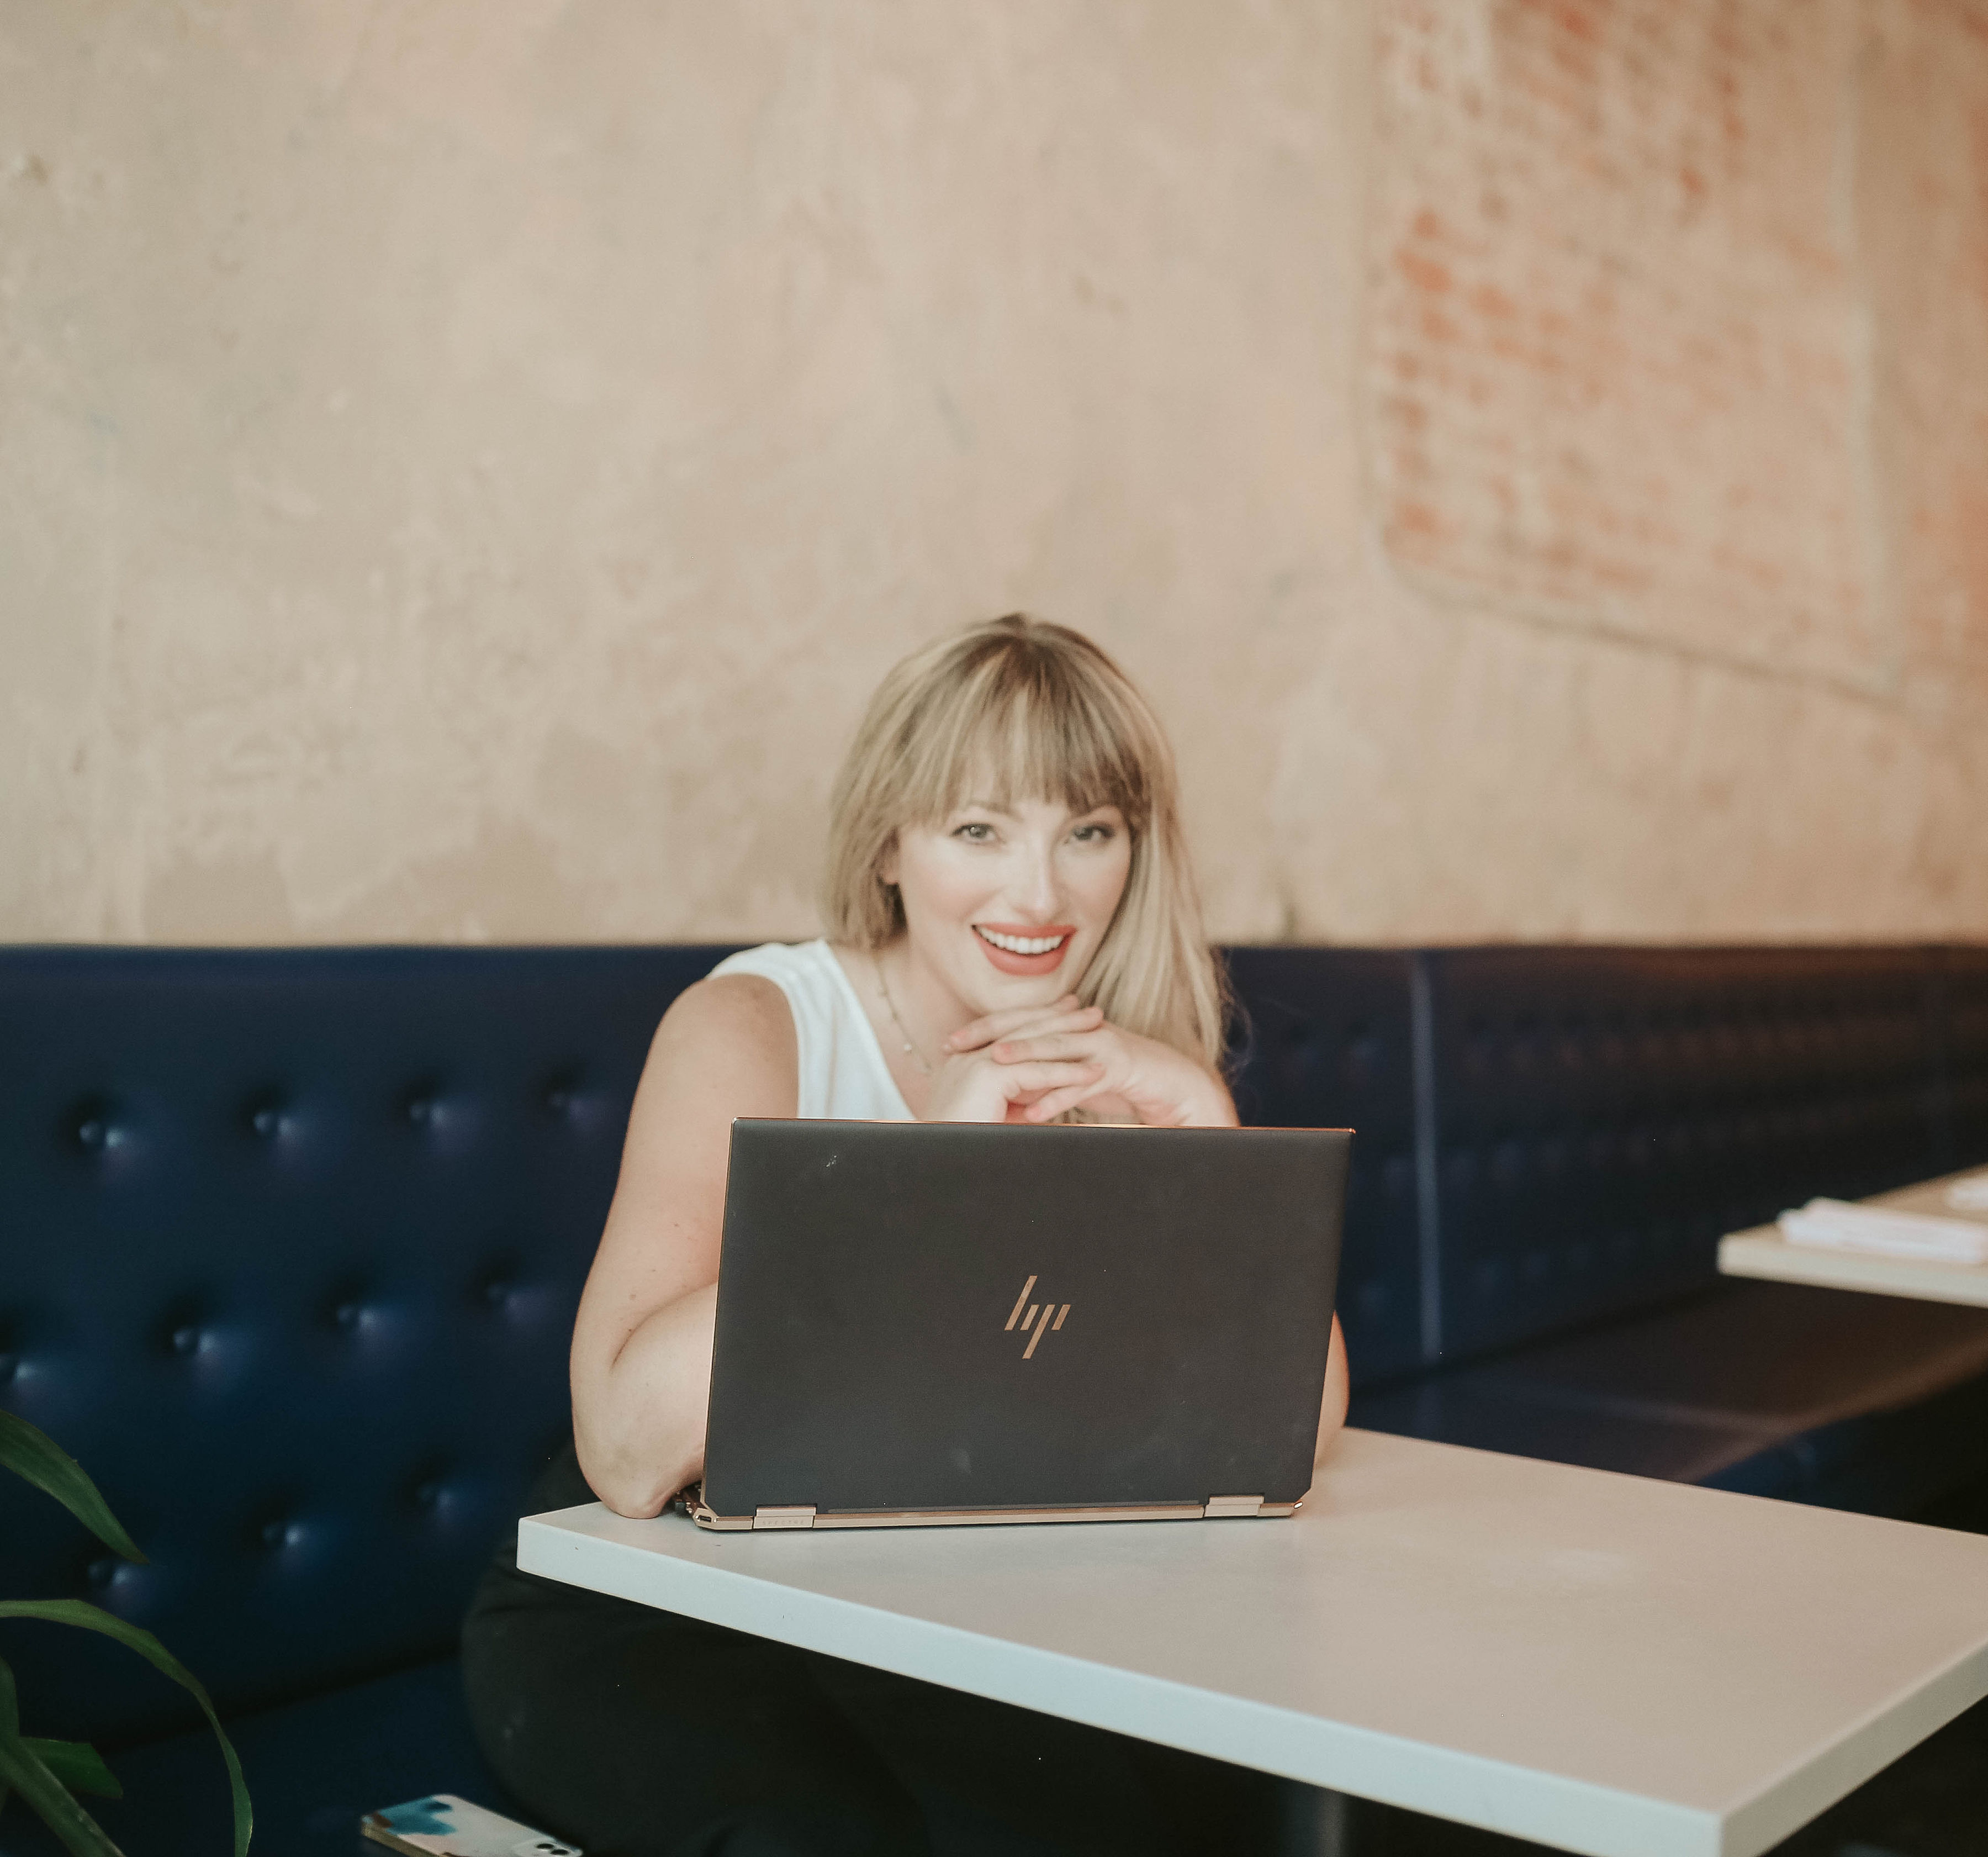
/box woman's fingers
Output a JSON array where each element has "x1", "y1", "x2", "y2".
[
  {"x1": 990, "y1": 1029, "x2": 1106, "y2": 1064},
  {"x1": 945, "y1": 997, "x2": 1090, "y2": 1052},
  {"x1": 1020, "y1": 1079, "x2": 1108, "y2": 1122},
  {"x1": 991, "y1": 1059, "x2": 1104, "y2": 1100},
  {"x1": 963, "y1": 1008, "x2": 1103, "y2": 1054}
]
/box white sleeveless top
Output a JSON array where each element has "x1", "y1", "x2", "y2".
[{"x1": 707, "y1": 940, "x2": 914, "y2": 1121}]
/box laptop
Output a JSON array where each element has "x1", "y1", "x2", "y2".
[{"x1": 685, "y1": 1117, "x2": 1350, "y2": 1531}]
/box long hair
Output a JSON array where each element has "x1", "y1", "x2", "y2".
[{"x1": 822, "y1": 615, "x2": 1228, "y2": 1073}]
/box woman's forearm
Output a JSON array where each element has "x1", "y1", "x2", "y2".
[{"x1": 573, "y1": 1282, "x2": 719, "y2": 1518}]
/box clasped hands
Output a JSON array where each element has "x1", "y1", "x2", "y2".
[{"x1": 919, "y1": 994, "x2": 1234, "y2": 1128}]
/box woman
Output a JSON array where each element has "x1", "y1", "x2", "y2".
[{"x1": 464, "y1": 615, "x2": 1350, "y2": 1856}]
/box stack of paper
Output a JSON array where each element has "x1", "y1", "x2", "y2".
[
  {"x1": 1778, "y1": 1197, "x2": 1988, "y2": 1265},
  {"x1": 1946, "y1": 1172, "x2": 1988, "y2": 1213}
]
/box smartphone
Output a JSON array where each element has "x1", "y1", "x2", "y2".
[{"x1": 361, "y1": 1793, "x2": 581, "y2": 1857}]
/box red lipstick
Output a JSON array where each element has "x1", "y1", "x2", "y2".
[{"x1": 972, "y1": 922, "x2": 1077, "y2": 977}]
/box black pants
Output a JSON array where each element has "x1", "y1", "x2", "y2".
[{"x1": 462, "y1": 1448, "x2": 1288, "y2": 1857}]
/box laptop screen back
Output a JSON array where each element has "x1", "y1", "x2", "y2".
[{"x1": 702, "y1": 1120, "x2": 1349, "y2": 1520}]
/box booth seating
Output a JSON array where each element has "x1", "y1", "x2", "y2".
[
  {"x1": 3, "y1": 942, "x2": 1987, "y2": 1856},
  {"x1": 1230, "y1": 945, "x2": 1988, "y2": 1513}
]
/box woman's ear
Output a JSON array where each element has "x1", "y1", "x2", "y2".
[{"x1": 878, "y1": 833, "x2": 900, "y2": 888}]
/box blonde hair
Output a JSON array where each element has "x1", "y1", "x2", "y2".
[{"x1": 823, "y1": 615, "x2": 1229, "y2": 1073}]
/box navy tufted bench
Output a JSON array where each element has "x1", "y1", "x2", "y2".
[
  {"x1": 3, "y1": 942, "x2": 1988, "y2": 1856},
  {"x1": 1328, "y1": 946, "x2": 1988, "y2": 1511},
  {"x1": 0, "y1": 947, "x2": 731, "y2": 1856}
]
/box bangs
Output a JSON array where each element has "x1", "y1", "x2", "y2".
[{"x1": 904, "y1": 644, "x2": 1153, "y2": 829}]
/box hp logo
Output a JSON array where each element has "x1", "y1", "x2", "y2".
[{"x1": 1003, "y1": 1275, "x2": 1070, "y2": 1359}]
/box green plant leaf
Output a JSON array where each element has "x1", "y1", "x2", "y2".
[
  {"x1": 0, "y1": 1412, "x2": 146, "y2": 1564},
  {"x1": 24, "y1": 1739, "x2": 121, "y2": 1800},
  {"x1": 0, "y1": 1739, "x2": 125, "y2": 1857},
  {"x1": 0, "y1": 1660, "x2": 123, "y2": 1855},
  {"x1": 0, "y1": 1602, "x2": 250, "y2": 1857}
]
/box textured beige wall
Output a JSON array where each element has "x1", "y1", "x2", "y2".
[{"x1": 3, "y1": 0, "x2": 1985, "y2": 947}]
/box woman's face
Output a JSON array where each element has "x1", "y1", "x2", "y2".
[{"x1": 885, "y1": 795, "x2": 1133, "y2": 1018}]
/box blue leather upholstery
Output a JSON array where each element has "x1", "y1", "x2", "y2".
[
  {"x1": 1352, "y1": 1279, "x2": 1988, "y2": 1512},
  {"x1": 3, "y1": 940, "x2": 1986, "y2": 1857},
  {"x1": 1, "y1": 1658, "x2": 501, "y2": 1857},
  {"x1": 1417, "y1": 946, "x2": 1952, "y2": 1363},
  {"x1": 1225, "y1": 949, "x2": 1424, "y2": 1383},
  {"x1": 0, "y1": 945, "x2": 733, "y2": 1751}
]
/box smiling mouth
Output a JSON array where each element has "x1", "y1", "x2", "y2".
[{"x1": 974, "y1": 926, "x2": 1073, "y2": 957}]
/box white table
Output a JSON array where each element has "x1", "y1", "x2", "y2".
[
  {"x1": 1720, "y1": 1169, "x2": 1988, "y2": 1306},
  {"x1": 520, "y1": 1428, "x2": 1988, "y2": 1857}
]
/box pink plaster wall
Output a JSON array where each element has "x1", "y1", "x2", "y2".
[{"x1": 2, "y1": 1, "x2": 1984, "y2": 945}]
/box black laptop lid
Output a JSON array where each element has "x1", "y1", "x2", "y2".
[{"x1": 703, "y1": 1120, "x2": 1349, "y2": 1518}]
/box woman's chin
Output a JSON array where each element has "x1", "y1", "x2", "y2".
[{"x1": 967, "y1": 967, "x2": 1079, "y2": 1012}]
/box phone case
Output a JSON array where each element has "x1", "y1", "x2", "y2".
[{"x1": 361, "y1": 1793, "x2": 581, "y2": 1857}]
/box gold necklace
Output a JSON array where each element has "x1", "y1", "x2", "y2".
[{"x1": 873, "y1": 953, "x2": 935, "y2": 1077}]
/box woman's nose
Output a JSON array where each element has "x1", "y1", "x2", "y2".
[{"x1": 1011, "y1": 843, "x2": 1062, "y2": 917}]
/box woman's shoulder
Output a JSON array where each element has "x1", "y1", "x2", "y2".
[
  {"x1": 651, "y1": 965, "x2": 797, "y2": 1088},
  {"x1": 707, "y1": 938, "x2": 837, "y2": 983}
]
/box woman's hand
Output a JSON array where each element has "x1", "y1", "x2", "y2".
[
  {"x1": 939, "y1": 995, "x2": 1238, "y2": 1128},
  {"x1": 918, "y1": 994, "x2": 1110, "y2": 1123}
]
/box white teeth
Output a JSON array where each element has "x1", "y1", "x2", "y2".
[{"x1": 977, "y1": 927, "x2": 1069, "y2": 956}]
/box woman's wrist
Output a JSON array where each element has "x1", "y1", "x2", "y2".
[
  {"x1": 1176, "y1": 1071, "x2": 1240, "y2": 1128},
  {"x1": 1127, "y1": 1063, "x2": 1237, "y2": 1128}
]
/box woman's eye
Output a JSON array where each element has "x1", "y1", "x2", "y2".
[
  {"x1": 1072, "y1": 823, "x2": 1115, "y2": 843},
  {"x1": 953, "y1": 822, "x2": 995, "y2": 843}
]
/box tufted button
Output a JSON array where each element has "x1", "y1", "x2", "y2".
[
  {"x1": 405, "y1": 1094, "x2": 436, "y2": 1126},
  {"x1": 171, "y1": 1325, "x2": 202, "y2": 1356},
  {"x1": 86, "y1": 1555, "x2": 117, "y2": 1590},
  {"x1": 333, "y1": 1299, "x2": 361, "y2": 1331},
  {"x1": 66, "y1": 1095, "x2": 128, "y2": 1157},
  {"x1": 415, "y1": 1478, "x2": 443, "y2": 1508},
  {"x1": 542, "y1": 1067, "x2": 583, "y2": 1117},
  {"x1": 260, "y1": 1517, "x2": 300, "y2": 1552},
  {"x1": 483, "y1": 1275, "x2": 514, "y2": 1310},
  {"x1": 244, "y1": 1089, "x2": 289, "y2": 1140}
]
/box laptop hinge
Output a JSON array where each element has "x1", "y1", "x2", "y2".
[
  {"x1": 753, "y1": 1505, "x2": 817, "y2": 1530},
  {"x1": 1203, "y1": 1494, "x2": 1266, "y2": 1519}
]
